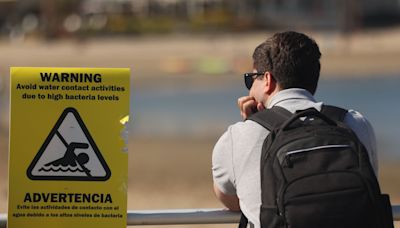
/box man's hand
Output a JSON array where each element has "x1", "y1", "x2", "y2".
[{"x1": 237, "y1": 96, "x2": 265, "y2": 119}]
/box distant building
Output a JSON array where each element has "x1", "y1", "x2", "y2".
[
  {"x1": 1, "y1": 0, "x2": 400, "y2": 38},
  {"x1": 106, "y1": 0, "x2": 400, "y2": 30},
  {"x1": 232, "y1": 0, "x2": 400, "y2": 31}
]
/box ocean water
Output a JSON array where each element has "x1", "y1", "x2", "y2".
[
  {"x1": 316, "y1": 77, "x2": 400, "y2": 160},
  {"x1": 1, "y1": 75, "x2": 399, "y2": 160},
  {"x1": 131, "y1": 75, "x2": 400, "y2": 160}
]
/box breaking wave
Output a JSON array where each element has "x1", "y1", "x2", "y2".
[{"x1": 38, "y1": 165, "x2": 85, "y2": 173}]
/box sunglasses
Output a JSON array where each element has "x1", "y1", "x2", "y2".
[{"x1": 244, "y1": 72, "x2": 265, "y2": 90}]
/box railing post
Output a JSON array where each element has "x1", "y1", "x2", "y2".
[
  {"x1": 0, "y1": 213, "x2": 6, "y2": 227},
  {"x1": 393, "y1": 205, "x2": 400, "y2": 221}
]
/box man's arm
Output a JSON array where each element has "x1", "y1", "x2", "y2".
[
  {"x1": 212, "y1": 126, "x2": 240, "y2": 211},
  {"x1": 213, "y1": 183, "x2": 240, "y2": 211},
  {"x1": 344, "y1": 110, "x2": 378, "y2": 173}
]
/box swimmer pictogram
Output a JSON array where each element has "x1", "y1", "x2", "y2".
[{"x1": 27, "y1": 107, "x2": 111, "y2": 181}]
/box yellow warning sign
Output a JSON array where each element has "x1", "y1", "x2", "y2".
[{"x1": 8, "y1": 67, "x2": 130, "y2": 228}]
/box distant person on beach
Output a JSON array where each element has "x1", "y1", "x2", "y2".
[{"x1": 212, "y1": 31, "x2": 385, "y2": 228}]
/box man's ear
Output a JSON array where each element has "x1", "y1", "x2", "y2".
[{"x1": 264, "y1": 72, "x2": 277, "y2": 94}]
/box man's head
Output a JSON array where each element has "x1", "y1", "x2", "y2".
[{"x1": 252, "y1": 31, "x2": 321, "y2": 95}]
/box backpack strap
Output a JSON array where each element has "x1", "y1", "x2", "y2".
[
  {"x1": 240, "y1": 106, "x2": 291, "y2": 227},
  {"x1": 247, "y1": 106, "x2": 292, "y2": 130},
  {"x1": 320, "y1": 105, "x2": 348, "y2": 122},
  {"x1": 249, "y1": 105, "x2": 348, "y2": 129},
  {"x1": 238, "y1": 213, "x2": 248, "y2": 228}
]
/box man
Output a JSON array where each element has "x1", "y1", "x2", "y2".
[{"x1": 212, "y1": 31, "x2": 377, "y2": 228}]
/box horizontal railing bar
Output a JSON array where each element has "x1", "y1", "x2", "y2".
[
  {"x1": 1, "y1": 205, "x2": 399, "y2": 227},
  {"x1": 128, "y1": 208, "x2": 240, "y2": 225}
]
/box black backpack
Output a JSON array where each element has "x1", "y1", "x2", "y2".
[{"x1": 239, "y1": 105, "x2": 393, "y2": 228}]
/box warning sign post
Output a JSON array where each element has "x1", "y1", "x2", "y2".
[{"x1": 8, "y1": 67, "x2": 130, "y2": 228}]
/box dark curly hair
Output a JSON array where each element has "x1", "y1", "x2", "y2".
[{"x1": 252, "y1": 31, "x2": 321, "y2": 95}]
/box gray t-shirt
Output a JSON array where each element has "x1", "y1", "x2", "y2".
[{"x1": 212, "y1": 88, "x2": 377, "y2": 228}]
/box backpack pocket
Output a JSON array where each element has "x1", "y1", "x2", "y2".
[
  {"x1": 278, "y1": 143, "x2": 358, "y2": 181},
  {"x1": 281, "y1": 172, "x2": 378, "y2": 228}
]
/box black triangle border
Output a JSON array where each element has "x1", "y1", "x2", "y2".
[{"x1": 26, "y1": 107, "x2": 112, "y2": 181}]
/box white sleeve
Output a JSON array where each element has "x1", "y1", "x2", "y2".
[
  {"x1": 212, "y1": 126, "x2": 237, "y2": 195},
  {"x1": 344, "y1": 110, "x2": 378, "y2": 173}
]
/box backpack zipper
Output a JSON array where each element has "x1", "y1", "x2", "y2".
[
  {"x1": 286, "y1": 144, "x2": 351, "y2": 156},
  {"x1": 280, "y1": 144, "x2": 351, "y2": 167}
]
